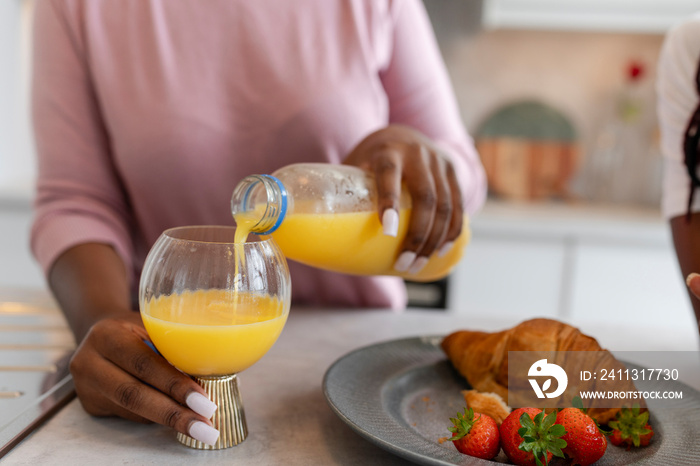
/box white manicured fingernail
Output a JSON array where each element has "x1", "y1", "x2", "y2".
[
  {"x1": 186, "y1": 392, "x2": 217, "y2": 419},
  {"x1": 189, "y1": 421, "x2": 219, "y2": 446},
  {"x1": 438, "y1": 241, "x2": 454, "y2": 258},
  {"x1": 408, "y1": 257, "x2": 429, "y2": 275},
  {"x1": 382, "y1": 209, "x2": 399, "y2": 237},
  {"x1": 686, "y1": 273, "x2": 700, "y2": 287},
  {"x1": 394, "y1": 251, "x2": 416, "y2": 272}
]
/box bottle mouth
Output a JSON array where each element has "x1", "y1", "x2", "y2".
[{"x1": 231, "y1": 174, "x2": 288, "y2": 235}]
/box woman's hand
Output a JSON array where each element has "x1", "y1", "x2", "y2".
[
  {"x1": 69, "y1": 312, "x2": 220, "y2": 445},
  {"x1": 48, "y1": 243, "x2": 219, "y2": 445},
  {"x1": 344, "y1": 124, "x2": 463, "y2": 276},
  {"x1": 686, "y1": 273, "x2": 700, "y2": 300}
]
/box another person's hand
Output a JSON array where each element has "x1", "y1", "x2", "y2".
[
  {"x1": 69, "y1": 313, "x2": 220, "y2": 445},
  {"x1": 686, "y1": 273, "x2": 700, "y2": 300},
  {"x1": 344, "y1": 124, "x2": 463, "y2": 276}
]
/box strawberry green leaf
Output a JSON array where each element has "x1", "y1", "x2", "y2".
[
  {"x1": 631, "y1": 404, "x2": 641, "y2": 416},
  {"x1": 610, "y1": 405, "x2": 653, "y2": 447},
  {"x1": 533, "y1": 411, "x2": 545, "y2": 425},
  {"x1": 639, "y1": 411, "x2": 649, "y2": 425},
  {"x1": 548, "y1": 444, "x2": 565, "y2": 458},
  {"x1": 516, "y1": 410, "x2": 565, "y2": 466},
  {"x1": 572, "y1": 395, "x2": 586, "y2": 413},
  {"x1": 553, "y1": 438, "x2": 567, "y2": 448},
  {"x1": 549, "y1": 424, "x2": 566, "y2": 437},
  {"x1": 541, "y1": 411, "x2": 557, "y2": 429},
  {"x1": 521, "y1": 413, "x2": 536, "y2": 429},
  {"x1": 448, "y1": 407, "x2": 478, "y2": 441}
]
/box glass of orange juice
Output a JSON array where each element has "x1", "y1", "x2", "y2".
[{"x1": 139, "y1": 226, "x2": 291, "y2": 449}]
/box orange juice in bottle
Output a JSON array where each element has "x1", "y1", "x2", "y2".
[{"x1": 230, "y1": 163, "x2": 469, "y2": 282}]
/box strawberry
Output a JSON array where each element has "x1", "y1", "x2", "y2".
[
  {"x1": 555, "y1": 407, "x2": 607, "y2": 465},
  {"x1": 609, "y1": 405, "x2": 654, "y2": 449},
  {"x1": 447, "y1": 407, "x2": 500, "y2": 460},
  {"x1": 500, "y1": 407, "x2": 566, "y2": 466}
]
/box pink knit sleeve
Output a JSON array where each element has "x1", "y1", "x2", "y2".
[
  {"x1": 380, "y1": 0, "x2": 487, "y2": 215},
  {"x1": 30, "y1": 0, "x2": 134, "y2": 280}
]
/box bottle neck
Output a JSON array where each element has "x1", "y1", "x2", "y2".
[{"x1": 230, "y1": 174, "x2": 288, "y2": 235}]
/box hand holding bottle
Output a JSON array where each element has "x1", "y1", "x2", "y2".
[{"x1": 343, "y1": 124, "x2": 464, "y2": 275}]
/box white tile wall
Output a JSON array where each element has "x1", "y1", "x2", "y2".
[{"x1": 438, "y1": 23, "x2": 664, "y2": 141}]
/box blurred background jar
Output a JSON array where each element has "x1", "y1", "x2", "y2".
[{"x1": 575, "y1": 61, "x2": 663, "y2": 207}]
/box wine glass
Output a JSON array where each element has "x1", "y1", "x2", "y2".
[{"x1": 139, "y1": 225, "x2": 291, "y2": 449}]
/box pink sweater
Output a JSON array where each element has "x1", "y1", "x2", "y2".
[{"x1": 30, "y1": 0, "x2": 486, "y2": 310}]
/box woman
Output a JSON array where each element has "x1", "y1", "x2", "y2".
[
  {"x1": 657, "y1": 12, "x2": 700, "y2": 337},
  {"x1": 30, "y1": 0, "x2": 486, "y2": 444}
]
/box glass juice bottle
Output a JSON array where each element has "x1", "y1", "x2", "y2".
[{"x1": 230, "y1": 163, "x2": 469, "y2": 281}]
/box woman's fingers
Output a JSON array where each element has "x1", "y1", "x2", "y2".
[
  {"x1": 396, "y1": 144, "x2": 437, "y2": 273},
  {"x1": 70, "y1": 318, "x2": 219, "y2": 445},
  {"x1": 72, "y1": 361, "x2": 153, "y2": 423},
  {"x1": 371, "y1": 148, "x2": 403, "y2": 237},
  {"x1": 92, "y1": 320, "x2": 215, "y2": 415},
  {"x1": 686, "y1": 273, "x2": 700, "y2": 299},
  {"x1": 440, "y1": 157, "x2": 464, "y2": 257},
  {"x1": 412, "y1": 148, "x2": 453, "y2": 262}
]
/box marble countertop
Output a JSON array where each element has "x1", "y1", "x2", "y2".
[
  {"x1": 2, "y1": 305, "x2": 699, "y2": 465},
  {"x1": 471, "y1": 200, "x2": 669, "y2": 247}
]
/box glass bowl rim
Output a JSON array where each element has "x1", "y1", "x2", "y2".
[{"x1": 160, "y1": 225, "x2": 267, "y2": 245}]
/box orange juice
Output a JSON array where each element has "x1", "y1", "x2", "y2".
[
  {"x1": 141, "y1": 289, "x2": 287, "y2": 376},
  {"x1": 260, "y1": 209, "x2": 469, "y2": 282}
]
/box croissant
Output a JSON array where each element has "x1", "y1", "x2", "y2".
[{"x1": 441, "y1": 318, "x2": 638, "y2": 424}]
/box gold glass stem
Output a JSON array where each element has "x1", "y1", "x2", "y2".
[{"x1": 177, "y1": 374, "x2": 247, "y2": 449}]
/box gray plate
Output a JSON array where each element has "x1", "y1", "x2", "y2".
[{"x1": 322, "y1": 336, "x2": 700, "y2": 465}]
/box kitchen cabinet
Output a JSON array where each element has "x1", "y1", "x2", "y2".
[
  {"x1": 447, "y1": 201, "x2": 697, "y2": 339},
  {"x1": 483, "y1": 0, "x2": 699, "y2": 34},
  {"x1": 448, "y1": 234, "x2": 566, "y2": 318},
  {"x1": 569, "y1": 242, "x2": 689, "y2": 325}
]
